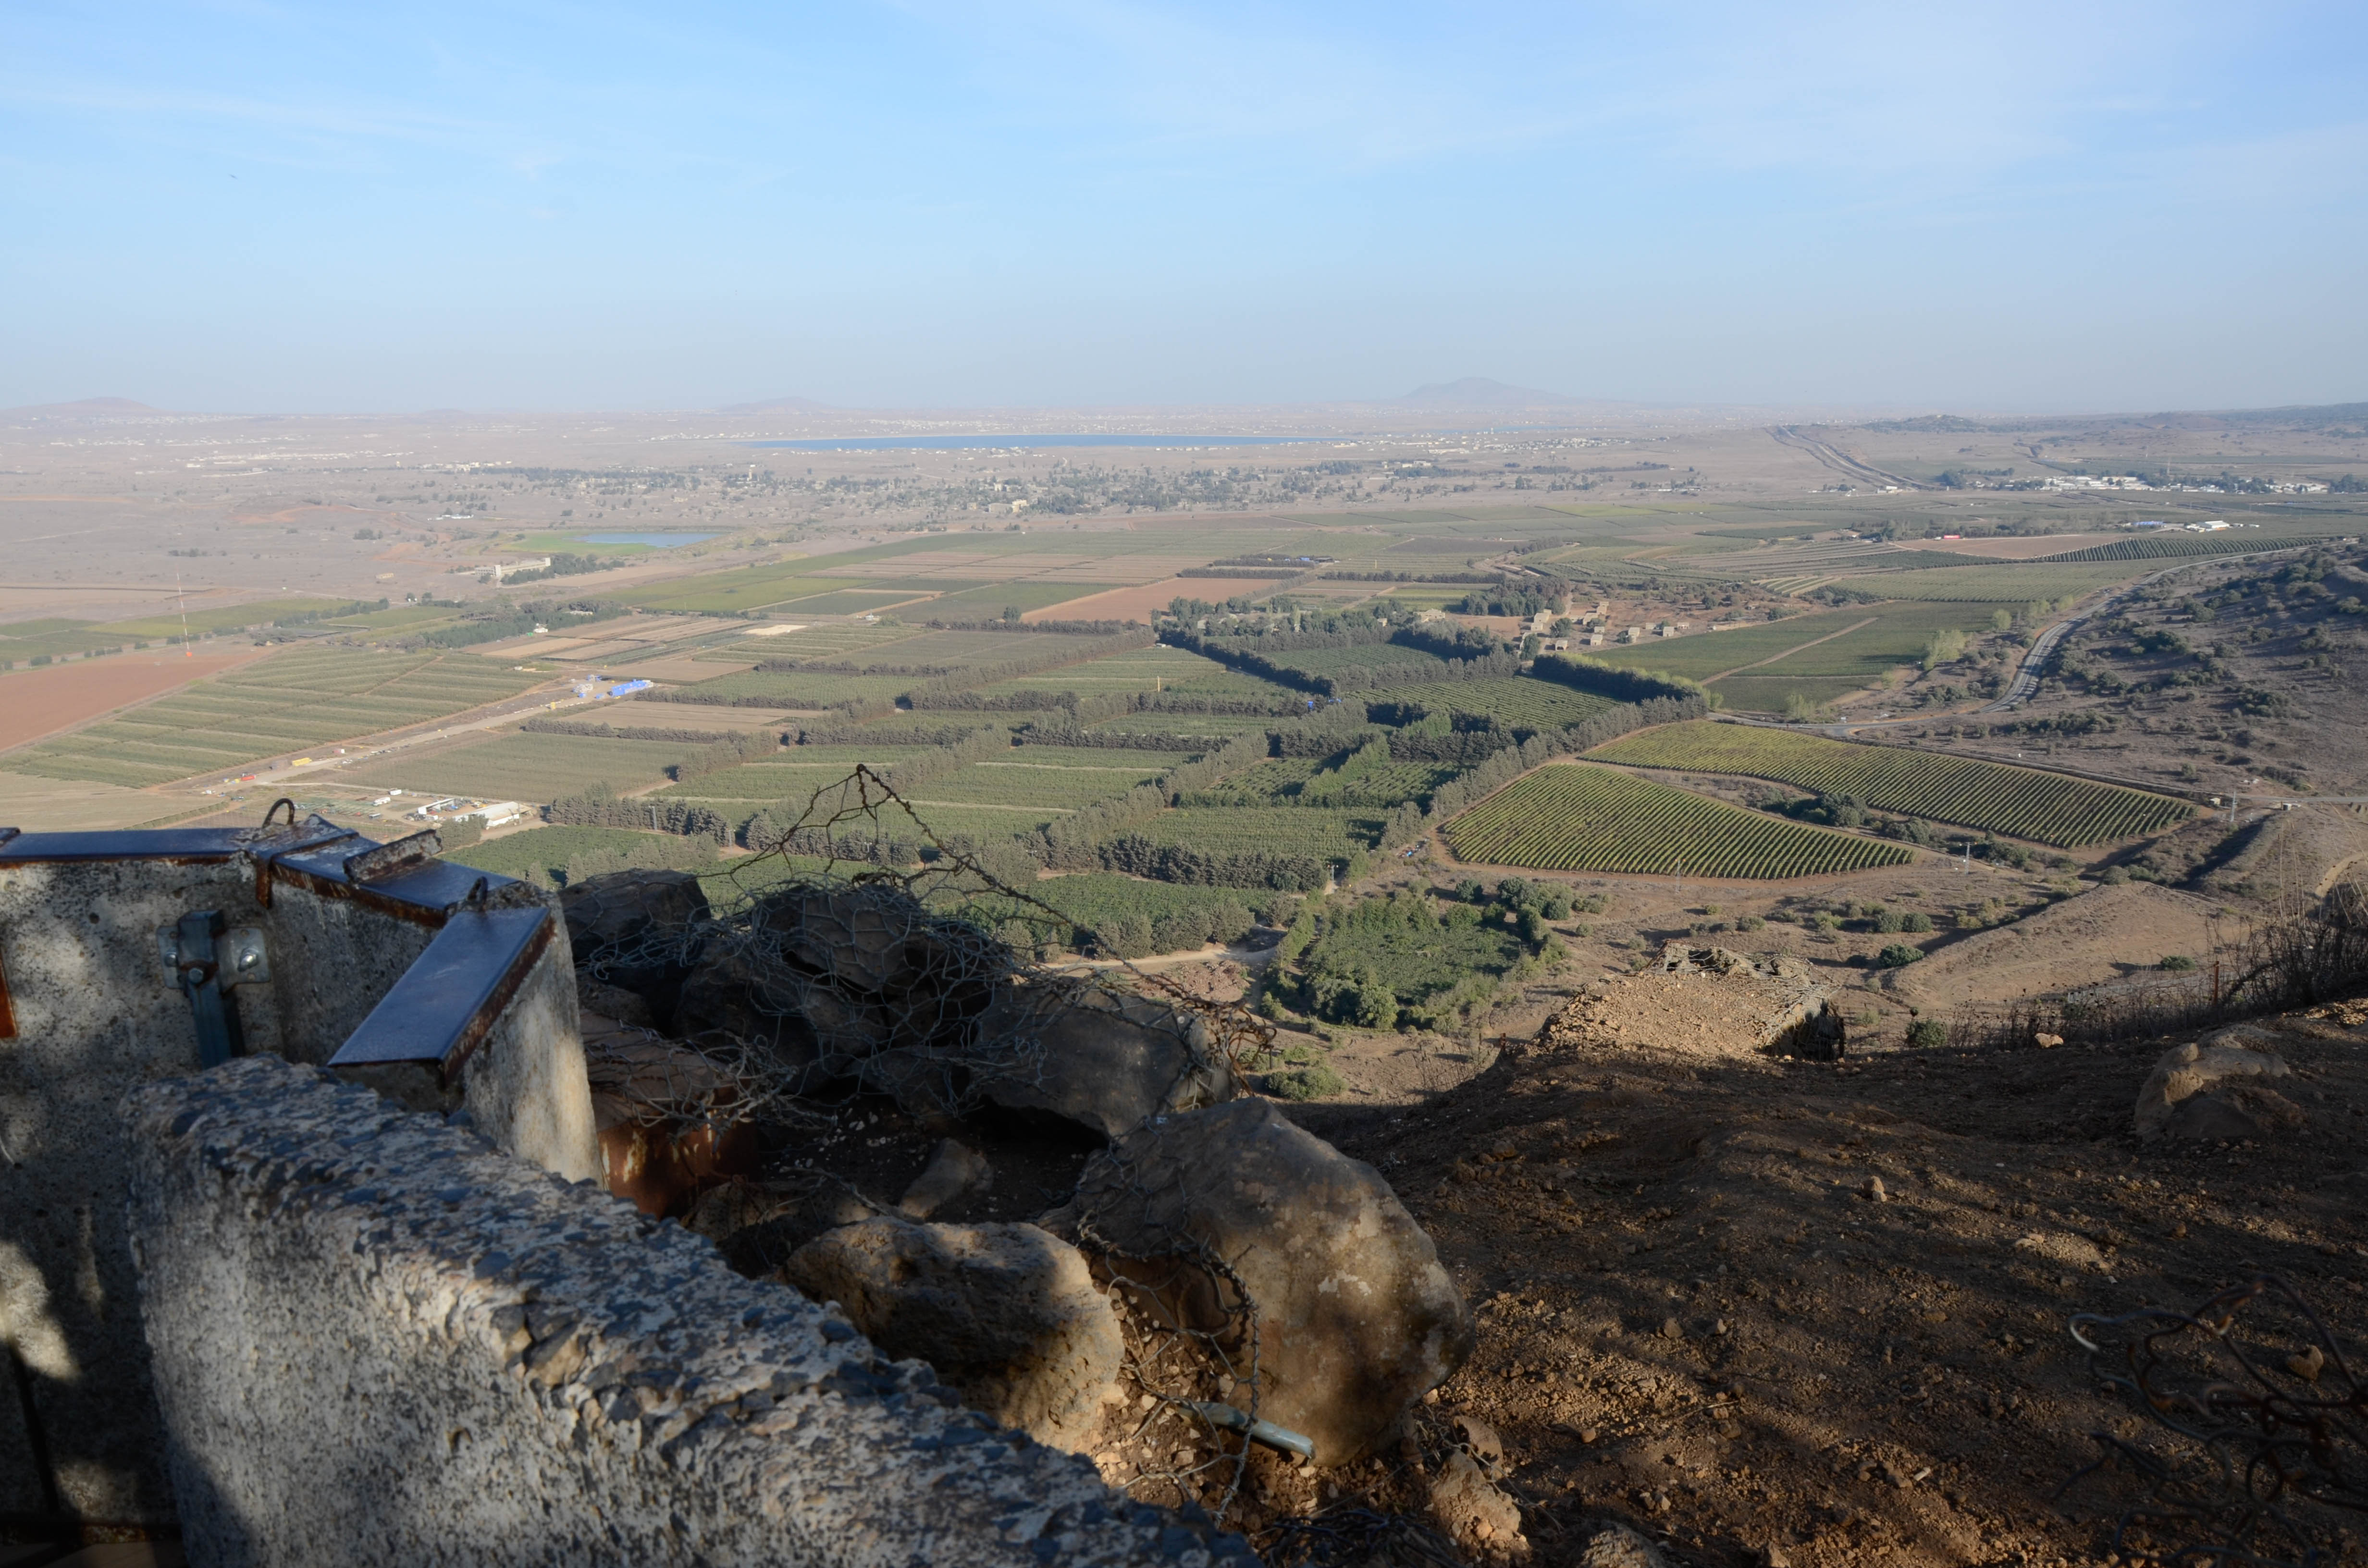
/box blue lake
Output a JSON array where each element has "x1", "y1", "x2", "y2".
[
  {"x1": 745, "y1": 433, "x2": 1318, "y2": 452},
  {"x1": 574, "y1": 531, "x2": 718, "y2": 548}
]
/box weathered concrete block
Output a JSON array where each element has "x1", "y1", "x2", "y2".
[{"x1": 124, "y1": 1057, "x2": 1252, "y2": 1568}]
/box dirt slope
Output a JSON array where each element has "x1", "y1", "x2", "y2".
[{"x1": 1291, "y1": 1002, "x2": 2368, "y2": 1568}]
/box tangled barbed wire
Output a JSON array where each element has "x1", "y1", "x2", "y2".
[
  {"x1": 567, "y1": 765, "x2": 1274, "y2": 1127},
  {"x1": 2065, "y1": 1274, "x2": 2366, "y2": 1567},
  {"x1": 566, "y1": 767, "x2": 1294, "y2": 1521}
]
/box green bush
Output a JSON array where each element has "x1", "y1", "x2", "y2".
[
  {"x1": 2158, "y1": 954, "x2": 2198, "y2": 972},
  {"x1": 1875, "y1": 943, "x2": 1926, "y2": 968},
  {"x1": 1265, "y1": 1063, "x2": 1346, "y2": 1101},
  {"x1": 1875, "y1": 910, "x2": 1905, "y2": 933},
  {"x1": 1905, "y1": 1018, "x2": 1948, "y2": 1048},
  {"x1": 1900, "y1": 911, "x2": 1934, "y2": 932}
]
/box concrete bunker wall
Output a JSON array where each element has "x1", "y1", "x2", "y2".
[
  {"x1": 0, "y1": 823, "x2": 599, "y2": 1530},
  {"x1": 124, "y1": 1057, "x2": 1248, "y2": 1568}
]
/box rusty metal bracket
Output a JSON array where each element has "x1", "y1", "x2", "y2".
[
  {"x1": 249, "y1": 821, "x2": 361, "y2": 907},
  {"x1": 159, "y1": 909, "x2": 247, "y2": 1067}
]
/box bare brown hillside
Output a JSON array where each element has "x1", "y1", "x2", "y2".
[{"x1": 1293, "y1": 1001, "x2": 2368, "y2": 1568}]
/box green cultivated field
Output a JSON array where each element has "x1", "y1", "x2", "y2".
[
  {"x1": 1377, "y1": 676, "x2": 1617, "y2": 729},
  {"x1": 1819, "y1": 564, "x2": 2147, "y2": 601},
  {"x1": 447, "y1": 825, "x2": 724, "y2": 888},
  {"x1": 611, "y1": 564, "x2": 853, "y2": 613},
  {"x1": 1589, "y1": 601, "x2": 2005, "y2": 711},
  {"x1": 1088, "y1": 710, "x2": 1283, "y2": 738},
  {"x1": 995, "y1": 744, "x2": 1201, "y2": 770},
  {"x1": 652, "y1": 748, "x2": 942, "y2": 802},
  {"x1": 972, "y1": 648, "x2": 1288, "y2": 700},
  {"x1": 919, "y1": 759, "x2": 1171, "y2": 809},
  {"x1": 1123, "y1": 806, "x2": 1384, "y2": 859},
  {"x1": 1184, "y1": 754, "x2": 1458, "y2": 809},
  {"x1": 1445, "y1": 762, "x2": 1913, "y2": 876},
  {"x1": 1590, "y1": 721, "x2": 2191, "y2": 846},
  {"x1": 5, "y1": 648, "x2": 541, "y2": 788},
  {"x1": 1585, "y1": 610, "x2": 1870, "y2": 681}
]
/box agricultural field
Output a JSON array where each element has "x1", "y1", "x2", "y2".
[
  {"x1": 652, "y1": 747, "x2": 945, "y2": 803},
  {"x1": 1259, "y1": 643, "x2": 1450, "y2": 680},
  {"x1": 1584, "y1": 609, "x2": 1869, "y2": 681},
  {"x1": 1183, "y1": 754, "x2": 1458, "y2": 810},
  {"x1": 867, "y1": 802, "x2": 1076, "y2": 839},
  {"x1": 609, "y1": 563, "x2": 849, "y2": 613},
  {"x1": 1591, "y1": 722, "x2": 2194, "y2": 846},
  {"x1": 373, "y1": 732, "x2": 691, "y2": 802},
  {"x1": 1374, "y1": 676, "x2": 1617, "y2": 729},
  {"x1": 919, "y1": 582, "x2": 1107, "y2": 618},
  {"x1": 1086, "y1": 710, "x2": 1285, "y2": 739},
  {"x1": 1119, "y1": 806, "x2": 1385, "y2": 860},
  {"x1": 658, "y1": 669, "x2": 917, "y2": 706},
  {"x1": 970, "y1": 647, "x2": 1292, "y2": 701},
  {"x1": 717, "y1": 621, "x2": 927, "y2": 660},
  {"x1": 0, "y1": 596, "x2": 355, "y2": 663},
  {"x1": 916, "y1": 757, "x2": 1172, "y2": 809},
  {"x1": 1815, "y1": 564, "x2": 2147, "y2": 602},
  {"x1": 1444, "y1": 761, "x2": 1914, "y2": 876},
  {"x1": 446, "y1": 824, "x2": 725, "y2": 889},
  {"x1": 2031, "y1": 532, "x2": 2327, "y2": 564},
  {"x1": 3, "y1": 647, "x2": 542, "y2": 788}
]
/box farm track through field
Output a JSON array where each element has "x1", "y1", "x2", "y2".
[{"x1": 1702, "y1": 616, "x2": 1876, "y2": 681}]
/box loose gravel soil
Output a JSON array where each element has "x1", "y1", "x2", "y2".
[{"x1": 1290, "y1": 1000, "x2": 2368, "y2": 1568}]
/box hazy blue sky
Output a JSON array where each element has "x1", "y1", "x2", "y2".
[{"x1": 4, "y1": 2, "x2": 2363, "y2": 413}]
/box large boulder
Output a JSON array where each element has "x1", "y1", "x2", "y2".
[
  {"x1": 2134, "y1": 1033, "x2": 2306, "y2": 1143},
  {"x1": 781, "y1": 1218, "x2": 1120, "y2": 1451},
  {"x1": 978, "y1": 982, "x2": 1239, "y2": 1139},
  {"x1": 1042, "y1": 1097, "x2": 1471, "y2": 1466},
  {"x1": 561, "y1": 869, "x2": 711, "y2": 1024}
]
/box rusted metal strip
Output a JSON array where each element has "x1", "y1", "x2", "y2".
[
  {"x1": 0, "y1": 946, "x2": 16, "y2": 1040},
  {"x1": 341, "y1": 829, "x2": 442, "y2": 885}
]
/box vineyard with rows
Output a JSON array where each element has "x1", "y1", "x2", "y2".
[
  {"x1": 1444, "y1": 762, "x2": 1913, "y2": 877},
  {"x1": 1589, "y1": 721, "x2": 2191, "y2": 846}
]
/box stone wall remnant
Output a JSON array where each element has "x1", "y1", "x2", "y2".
[{"x1": 125, "y1": 1057, "x2": 1249, "y2": 1568}]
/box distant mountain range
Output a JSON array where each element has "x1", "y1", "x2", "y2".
[
  {"x1": 1394, "y1": 377, "x2": 1588, "y2": 407},
  {"x1": 715, "y1": 395, "x2": 839, "y2": 415},
  {"x1": 0, "y1": 396, "x2": 163, "y2": 417}
]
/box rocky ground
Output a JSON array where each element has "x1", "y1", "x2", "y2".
[{"x1": 1294, "y1": 997, "x2": 2368, "y2": 1568}]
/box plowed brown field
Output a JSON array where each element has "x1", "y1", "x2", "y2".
[{"x1": 0, "y1": 649, "x2": 268, "y2": 753}]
